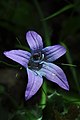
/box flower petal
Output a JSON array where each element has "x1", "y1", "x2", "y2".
[
  {"x1": 39, "y1": 62, "x2": 69, "y2": 90},
  {"x1": 4, "y1": 50, "x2": 31, "y2": 68},
  {"x1": 42, "y1": 45, "x2": 66, "y2": 62},
  {"x1": 26, "y1": 31, "x2": 43, "y2": 53},
  {"x1": 25, "y1": 68, "x2": 43, "y2": 100}
]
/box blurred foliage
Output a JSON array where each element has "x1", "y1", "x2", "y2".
[
  {"x1": 0, "y1": 0, "x2": 80, "y2": 120},
  {"x1": 0, "y1": 0, "x2": 40, "y2": 35}
]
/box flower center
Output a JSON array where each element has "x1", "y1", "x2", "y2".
[{"x1": 28, "y1": 52, "x2": 44, "y2": 70}]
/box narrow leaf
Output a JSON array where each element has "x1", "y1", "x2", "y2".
[{"x1": 42, "y1": 4, "x2": 74, "y2": 21}]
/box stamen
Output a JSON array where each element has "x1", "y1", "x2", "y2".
[{"x1": 28, "y1": 52, "x2": 44, "y2": 70}]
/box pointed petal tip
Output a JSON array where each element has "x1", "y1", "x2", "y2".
[
  {"x1": 25, "y1": 93, "x2": 33, "y2": 101},
  {"x1": 3, "y1": 51, "x2": 12, "y2": 56},
  {"x1": 65, "y1": 84, "x2": 69, "y2": 91},
  {"x1": 25, "y1": 94, "x2": 30, "y2": 101},
  {"x1": 3, "y1": 51, "x2": 8, "y2": 57},
  {"x1": 3, "y1": 51, "x2": 6, "y2": 55},
  {"x1": 59, "y1": 78, "x2": 69, "y2": 91},
  {"x1": 62, "y1": 82, "x2": 69, "y2": 91}
]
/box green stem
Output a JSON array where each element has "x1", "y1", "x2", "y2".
[{"x1": 40, "y1": 81, "x2": 47, "y2": 109}]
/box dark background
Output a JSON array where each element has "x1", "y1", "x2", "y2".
[{"x1": 0, "y1": 0, "x2": 80, "y2": 120}]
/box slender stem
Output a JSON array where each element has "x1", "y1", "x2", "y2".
[
  {"x1": 61, "y1": 63, "x2": 77, "y2": 67},
  {"x1": 40, "y1": 81, "x2": 47, "y2": 109}
]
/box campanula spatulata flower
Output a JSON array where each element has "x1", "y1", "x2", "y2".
[{"x1": 4, "y1": 31, "x2": 69, "y2": 100}]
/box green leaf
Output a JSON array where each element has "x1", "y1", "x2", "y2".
[{"x1": 42, "y1": 4, "x2": 74, "y2": 21}]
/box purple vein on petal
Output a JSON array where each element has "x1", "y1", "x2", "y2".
[
  {"x1": 4, "y1": 50, "x2": 31, "y2": 68},
  {"x1": 25, "y1": 68, "x2": 43, "y2": 100},
  {"x1": 42, "y1": 45, "x2": 66, "y2": 62},
  {"x1": 39, "y1": 62, "x2": 69, "y2": 90},
  {"x1": 26, "y1": 31, "x2": 43, "y2": 52},
  {"x1": 30, "y1": 31, "x2": 40, "y2": 50},
  {"x1": 44, "y1": 62, "x2": 69, "y2": 89}
]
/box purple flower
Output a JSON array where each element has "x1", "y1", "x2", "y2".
[{"x1": 4, "y1": 31, "x2": 69, "y2": 100}]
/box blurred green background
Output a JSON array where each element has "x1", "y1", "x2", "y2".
[{"x1": 0, "y1": 0, "x2": 80, "y2": 120}]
